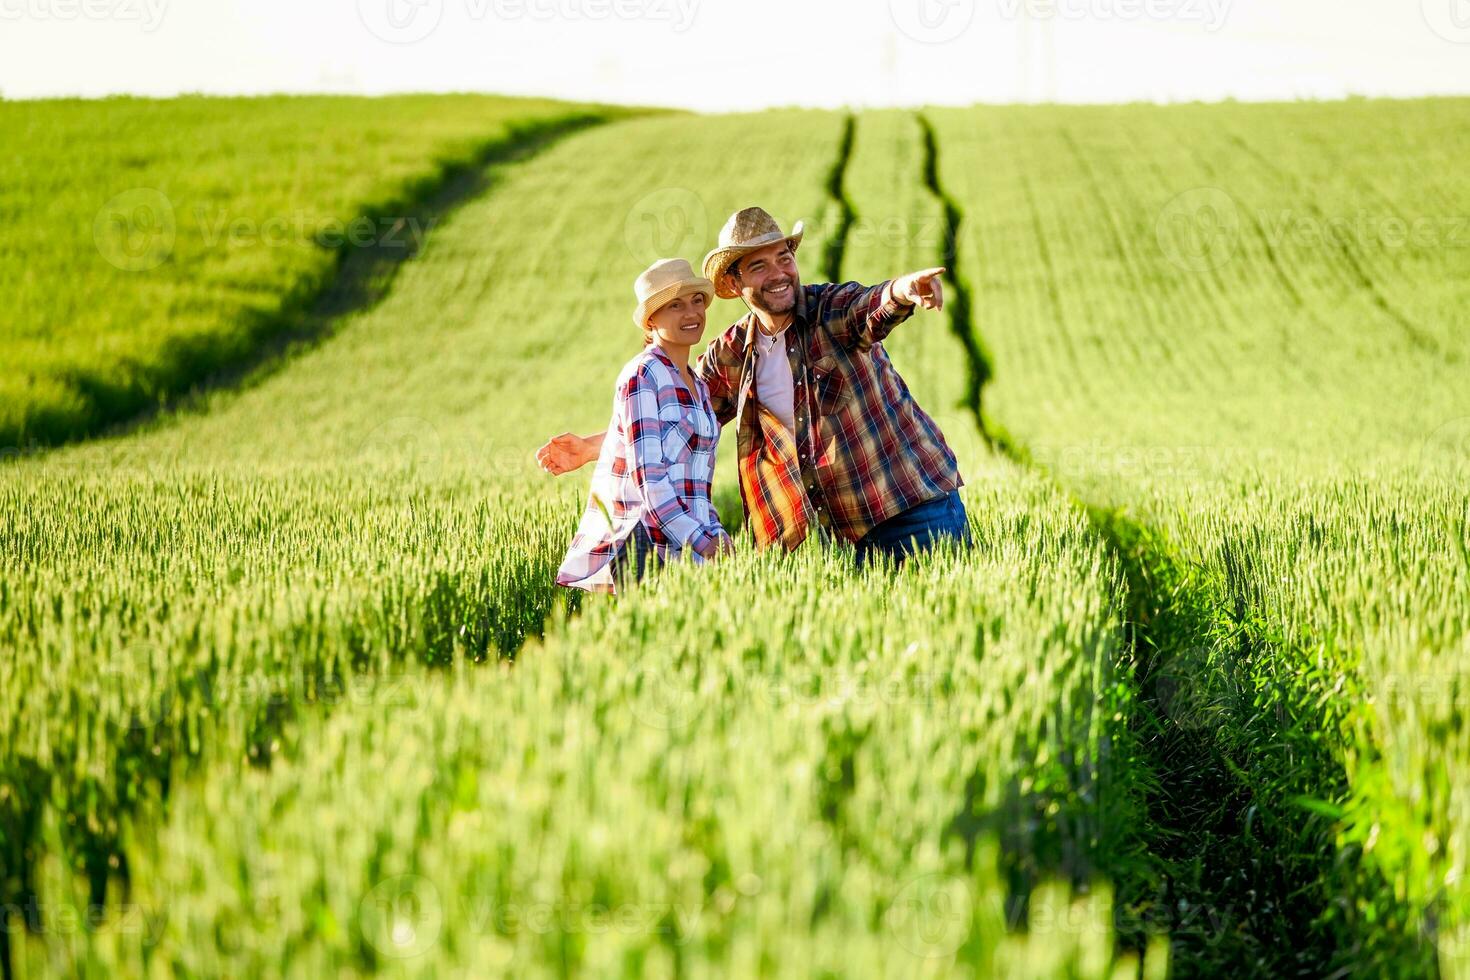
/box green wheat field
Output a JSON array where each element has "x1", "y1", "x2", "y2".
[{"x1": 2, "y1": 94, "x2": 1468, "y2": 978}]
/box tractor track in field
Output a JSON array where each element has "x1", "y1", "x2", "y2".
[
  {"x1": 916, "y1": 115, "x2": 995, "y2": 447},
  {"x1": 73, "y1": 113, "x2": 609, "y2": 452},
  {"x1": 822, "y1": 114, "x2": 857, "y2": 285},
  {"x1": 908, "y1": 112, "x2": 1435, "y2": 977}
]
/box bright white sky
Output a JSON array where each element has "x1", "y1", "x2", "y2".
[{"x1": 1, "y1": 0, "x2": 1468, "y2": 108}]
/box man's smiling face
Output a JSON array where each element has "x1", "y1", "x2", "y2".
[{"x1": 728, "y1": 241, "x2": 800, "y2": 318}]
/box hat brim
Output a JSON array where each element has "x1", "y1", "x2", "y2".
[
  {"x1": 633, "y1": 277, "x2": 715, "y2": 329},
  {"x1": 702, "y1": 222, "x2": 805, "y2": 300}
]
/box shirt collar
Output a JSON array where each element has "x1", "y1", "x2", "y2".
[
  {"x1": 646, "y1": 343, "x2": 707, "y2": 399},
  {"x1": 740, "y1": 284, "x2": 812, "y2": 353}
]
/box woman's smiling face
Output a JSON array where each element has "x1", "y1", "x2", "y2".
[{"x1": 646, "y1": 290, "x2": 709, "y2": 348}]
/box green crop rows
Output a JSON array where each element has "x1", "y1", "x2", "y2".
[
  {"x1": 0, "y1": 94, "x2": 621, "y2": 449},
  {"x1": 3, "y1": 94, "x2": 1468, "y2": 978}
]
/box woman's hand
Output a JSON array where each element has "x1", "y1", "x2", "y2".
[
  {"x1": 696, "y1": 531, "x2": 736, "y2": 561},
  {"x1": 535, "y1": 431, "x2": 604, "y2": 475}
]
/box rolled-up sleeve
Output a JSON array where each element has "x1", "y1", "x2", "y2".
[{"x1": 621, "y1": 366, "x2": 719, "y2": 553}]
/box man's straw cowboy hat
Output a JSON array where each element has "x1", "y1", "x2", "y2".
[
  {"x1": 702, "y1": 207, "x2": 806, "y2": 300},
  {"x1": 632, "y1": 258, "x2": 714, "y2": 329}
]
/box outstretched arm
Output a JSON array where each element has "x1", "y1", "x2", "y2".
[
  {"x1": 830, "y1": 267, "x2": 947, "y2": 352},
  {"x1": 535, "y1": 430, "x2": 606, "y2": 476}
]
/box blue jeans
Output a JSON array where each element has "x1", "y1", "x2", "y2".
[{"x1": 853, "y1": 489, "x2": 972, "y2": 567}]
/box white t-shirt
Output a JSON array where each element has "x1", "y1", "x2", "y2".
[{"x1": 752, "y1": 323, "x2": 797, "y2": 435}]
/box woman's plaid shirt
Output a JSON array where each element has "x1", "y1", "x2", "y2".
[
  {"x1": 697, "y1": 280, "x2": 962, "y2": 550},
  {"x1": 557, "y1": 345, "x2": 724, "y2": 593}
]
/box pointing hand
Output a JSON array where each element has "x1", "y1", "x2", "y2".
[{"x1": 893, "y1": 267, "x2": 946, "y2": 312}]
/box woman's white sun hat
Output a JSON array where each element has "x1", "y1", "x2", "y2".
[
  {"x1": 702, "y1": 207, "x2": 806, "y2": 300},
  {"x1": 632, "y1": 258, "x2": 715, "y2": 329}
]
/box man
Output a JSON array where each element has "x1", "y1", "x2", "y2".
[{"x1": 536, "y1": 206, "x2": 969, "y2": 565}]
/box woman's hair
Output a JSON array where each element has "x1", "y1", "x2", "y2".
[{"x1": 641, "y1": 324, "x2": 653, "y2": 346}]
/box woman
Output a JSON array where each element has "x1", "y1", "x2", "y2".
[{"x1": 554, "y1": 258, "x2": 734, "y2": 593}]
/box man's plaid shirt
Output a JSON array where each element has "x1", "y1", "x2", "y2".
[{"x1": 696, "y1": 280, "x2": 961, "y2": 550}]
